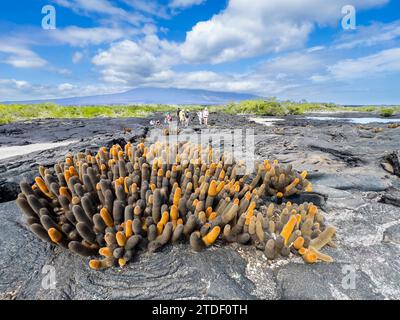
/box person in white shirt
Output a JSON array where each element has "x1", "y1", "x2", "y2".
[
  {"x1": 197, "y1": 110, "x2": 203, "y2": 125},
  {"x1": 202, "y1": 107, "x2": 209, "y2": 126}
]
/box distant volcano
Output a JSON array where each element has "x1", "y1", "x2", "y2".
[{"x1": 3, "y1": 87, "x2": 261, "y2": 106}]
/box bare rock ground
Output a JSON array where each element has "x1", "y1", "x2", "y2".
[{"x1": 1, "y1": 113, "x2": 400, "y2": 300}]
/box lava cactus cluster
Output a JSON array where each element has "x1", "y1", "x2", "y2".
[{"x1": 16, "y1": 141, "x2": 336, "y2": 270}]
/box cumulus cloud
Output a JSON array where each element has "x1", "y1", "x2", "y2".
[
  {"x1": 0, "y1": 44, "x2": 47, "y2": 68},
  {"x1": 92, "y1": 40, "x2": 165, "y2": 84},
  {"x1": 179, "y1": 0, "x2": 388, "y2": 64},
  {"x1": 334, "y1": 20, "x2": 400, "y2": 49},
  {"x1": 259, "y1": 52, "x2": 324, "y2": 76},
  {"x1": 328, "y1": 47, "x2": 400, "y2": 80},
  {"x1": 91, "y1": 32, "x2": 180, "y2": 82},
  {"x1": 54, "y1": 0, "x2": 149, "y2": 25},
  {"x1": 49, "y1": 26, "x2": 136, "y2": 47}
]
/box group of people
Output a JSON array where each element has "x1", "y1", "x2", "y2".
[
  {"x1": 197, "y1": 107, "x2": 209, "y2": 125},
  {"x1": 177, "y1": 108, "x2": 191, "y2": 127},
  {"x1": 162, "y1": 107, "x2": 209, "y2": 127}
]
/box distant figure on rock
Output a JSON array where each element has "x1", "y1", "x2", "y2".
[
  {"x1": 179, "y1": 109, "x2": 185, "y2": 126},
  {"x1": 184, "y1": 109, "x2": 190, "y2": 127},
  {"x1": 176, "y1": 108, "x2": 181, "y2": 125},
  {"x1": 197, "y1": 110, "x2": 203, "y2": 125},
  {"x1": 165, "y1": 112, "x2": 172, "y2": 124},
  {"x1": 203, "y1": 107, "x2": 209, "y2": 126}
]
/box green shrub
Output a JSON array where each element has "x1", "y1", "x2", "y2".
[
  {"x1": 380, "y1": 108, "x2": 395, "y2": 117},
  {"x1": 286, "y1": 105, "x2": 304, "y2": 115}
]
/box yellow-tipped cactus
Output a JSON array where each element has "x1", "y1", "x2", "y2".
[{"x1": 16, "y1": 140, "x2": 337, "y2": 270}]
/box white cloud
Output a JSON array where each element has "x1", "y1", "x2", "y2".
[
  {"x1": 169, "y1": 0, "x2": 205, "y2": 9},
  {"x1": 179, "y1": 0, "x2": 388, "y2": 64},
  {"x1": 72, "y1": 51, "x2": 83, "y2": 63},
  {"x1": 54, "y1": 0, "x2": 149, "y2": 25},
  {"x1": 334, "y1": 20, "x2": 400, "y2": 49},
  {"x1": 328, "y1": 47, "x2": 400, "y2": 80},
  {"x1": 49, "y1": 26, "x2": 136, "y2": 47},
  {"x1": 58, "y1": 83, "x2": 75, "y2": 92},
  {"x1": 0, "y1": 44, "x2": 47, "y2": 68},
  {"x1": 92, "y1": 40, "x2": 165, "y2": 84},
  {"x1": 0, "y1": 78, "x2": 130, "y2": 101},
  {"x1": 259, "y1": 52, "x2": 324, "y2": 75},
  {"x1": 122, "y1": 0, "x2": 170, "y2": 19}
]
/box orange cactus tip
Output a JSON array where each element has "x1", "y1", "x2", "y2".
[
  {"x1": 59, "y1": 186, "x2": 71, "y2": 197},
  {"x1": 156, "y1": 221, "x2": 164, "y2": 235},
  {"x1": 48, "y1": 228, "x2": 62, "y2": 243},
  {"x1": 118, "y1": 258, "x2": 127, "y2": 267},
  {"x1": 89, "y1": 260, "x2": 102, "y2": 270},
  {"x1": 69, "y1": 166, "x2": 78, "y2": 176},
  {"x1": 301, "y1": 171, "x2": 308, "y2": 179},
  {"x1": 298, "y1": 247, "x2": 307, "y2": 255},
  {"x1": 218, "y1": 170, "x2": 225, "y2": 180},
  {"x1": 157, "y1": 168, "x2": 164, "y2": 177},
  {"x1": 305, "y1": 184, "x2": 313, "y2": 192},
  {"x1": 264, "y1": 159, "x2": 271, "y2": 171},
  {"x1": 303, "y1": 252, "x2": 317, "y2": 264},
  {"x1": 170, "y1": 205, "x2": 179, "y2": 220},
  {"x1": 100, "y1": 208, "x2": 114, "y2": 228},
  {"x1": 308, "y1": 205, "x2": 318, "y2": 217},
  {"x1": 65, "y1": 157, "x2": 73, "y2": 166},
  {"x1": 160, "y1": 211, "x2": 169, "y2": 225},
  {"x1": 208, "y1": 180, "x2": 217, "y2": 197},
  {"x1": 99, "y1": 247, "x2": 113, "y2": 257},
  {"x1": 116, "y1": 231, "x2": 126, "y2": 247},
  {"x1": 248, "y1": 201, "x2": 256, "y2": 211},
  {"x1": 64, "y1": 170, "x2": 71, "y2": 182},
  {"x1": 125, "y1": 220, "x2": 133, "y2": 238},
  {"x1": 34, "y1": 177, "x2": 49, "y2": 192},
  {"x1": 202, "y1": 226, "x2": 221, "y2": 246},
  {"x1": 234, "y1": 198, "x2": 240, "y2": 205},
  {"x1": 280, "y1": 215, "x2": 297, "y2": 246},
  {"x1": 124, "y1": 177, "x2": 129, "y2": 193},
  {"x1": 173, "y1": 187, "x2": 182, "y2": 206},
  {"x1": 216, "y1": 181, "x2": 225, "y2": 194},
  {"x1": 277, "y1": 192, "x2": 284, "y2": 198},
  {"x1": 100, "y1": 164, "x2": 107, "y2": 171},
  {"x1": 293, "y1": 236, "x2": 305, "y2": 250},
  {"x1": 177, "y1": 218, "x2": 183, "y2": 225},
  {"x1": 208, "y1": 212, "x2": 217, "y2": 221},
  {"x1": 296, "y1": 214, "x2": 302, "y2": 228},
  {"x1": 150, "y1": 183, "x2": 156, "y2": 192}
]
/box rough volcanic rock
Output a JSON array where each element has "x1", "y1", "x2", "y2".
[{"x1": 1, "y1": 113, "x2": 400, "y2": 300}]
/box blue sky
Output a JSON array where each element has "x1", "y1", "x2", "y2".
[{"x1": 0, "y1": 0, "x2": 399, "y2": 104}]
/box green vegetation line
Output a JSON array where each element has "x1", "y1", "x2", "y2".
[{"x1": 1, "y1": 100, "x2": 399, "y2": 125}]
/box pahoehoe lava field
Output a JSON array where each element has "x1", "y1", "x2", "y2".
[{"x1": 1, "y1": 112, "x2": 400, "y2": 300}]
